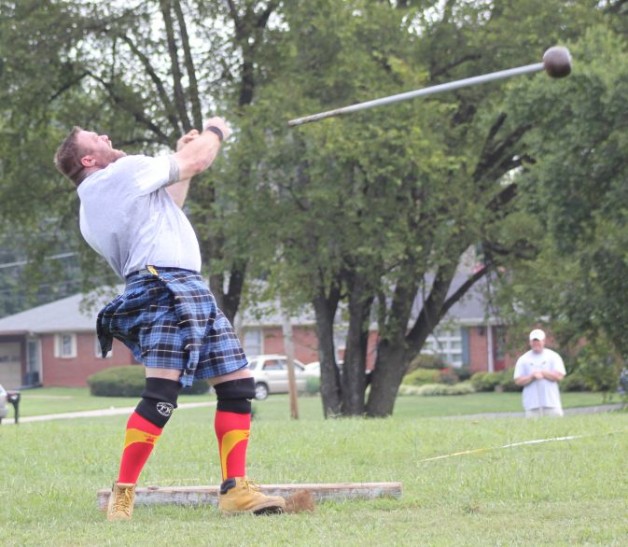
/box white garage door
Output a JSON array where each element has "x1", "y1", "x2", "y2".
[{"x1": 0, "y1": 342, "x2": 22, "y2": 389}]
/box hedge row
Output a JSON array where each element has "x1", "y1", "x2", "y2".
[
  {"x1": 399, "y1": 382, "x2": 475, "y2": 396},
  {"x1": 469, "y1": 368, "x2": 618, "y2": 393},
  {"x1": 402, "y1": 367, "x2": 462, "y2": 387},
  {"x1": 470, "y1": 369, "x2": 521, "y2": 392},
  {"x1": 87, "y1": 365, "x2": 209, "y2": 397}
]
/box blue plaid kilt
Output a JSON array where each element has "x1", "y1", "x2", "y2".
[{"x1": 97, "y1": 267, "x2": 248, "y2": 387}]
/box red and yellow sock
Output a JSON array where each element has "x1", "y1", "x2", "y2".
[
  {"x1": 214, "y1": 410, "x2": 251, "y2": 480},
  {"x1": 117, "y1": 412, "x2": 163, "y2": 484}
]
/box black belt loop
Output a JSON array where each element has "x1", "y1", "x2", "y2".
[
  {"x1": 125, "y1": 266, "x2": 197, "y2": 281},
  {"x1": 126, "y1": 265, "x2": 159, "y2": 279}
]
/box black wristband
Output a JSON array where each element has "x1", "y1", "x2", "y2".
[{"x1": 206, "y1": 125, "x2": 224, "y2": 142}]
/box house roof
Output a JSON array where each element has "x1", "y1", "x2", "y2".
[
  {"x1": 0, "y1": 288, "x2": 120, "y2": 335},
  {"x1": 429, "y1": 274, "x2": 501, "y2": 326}
]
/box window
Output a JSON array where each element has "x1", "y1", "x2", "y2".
[
  {"x1": 422, "y1": 327, "x2": 463, "y2": 367},
  {"x1": 55, "y1": 334, "x2": 77, "y2": 359},
  {"x1": 263, "y1": 359, "x2": 284, "y2": 371},
  {"x1": 95, "y1": 335, "x2": 112, "y2": 358},
  {"x1": 242, "y1": 329, "x2": 262, "y2": 357}
]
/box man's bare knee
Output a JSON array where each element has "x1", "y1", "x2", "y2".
[
  {"x1": 209, "y1": 368, "x2": 252, "y2": 387},
  {"x1": 145, "y1": 368, "x2": 181, "y2": 382}
]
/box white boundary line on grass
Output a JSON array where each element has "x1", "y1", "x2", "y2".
[
  {"x1": 3, "y1": 401, "x2": 214, "y2": 425},
  {"x1": 419, "y1": 434, "x2": 585, "y2": 462}
]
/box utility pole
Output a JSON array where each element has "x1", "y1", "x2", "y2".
[{"x1": 281, "y1": 310, "x2": 299, "y2": 419}]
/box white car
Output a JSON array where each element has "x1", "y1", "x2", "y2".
[
  {"x1": 247, "y1": 354, "x2": 315, "y2": 400},
  {"x1": 303, "y1": 360, "x2": 342, "y2": 376},
  {"x1": 0, "y1": 384, "x2": 8, "y2": 424},
  {"x1": 303, "y1": 361, "x2": 321, "y2": 376}
]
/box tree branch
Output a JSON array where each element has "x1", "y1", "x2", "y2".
[
  {"x1": 159, "y1": 0, "x2": 191, "y2": 130},
  {"x1": 474, "y1": 119, "x2": 533, "y2": 183},
  {"x1": 173, "y1": 0, "x2": 203, "y2": 128},
  {"x1": 48, "y1": 70, "x2": 90, "y2": 103},
  {"x1": 439, "y1": 264, "x2": 490, "y2": 319},
  {"x1": 431, "y1": 53, "x2": 483, "y2": 80},
  {"x1": 86, "y1": 71, "x2": 170, "y2": 144},
  {"x1": 117, "y1": 34, "x2": 180, "y2": 135}
]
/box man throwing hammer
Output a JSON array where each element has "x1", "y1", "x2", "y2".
[{"x1": 54, "y1": 119, "x2": 285, "y2": 520}]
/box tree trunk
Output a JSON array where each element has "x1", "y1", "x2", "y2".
[
  {"x1": 366, "y1": 263, "x2": 491, "y2": 416},
  {"x1": 312, "y1": 289, "x2": 342, "y2": 417},
  {"x1": 341, "y1": 274, "x2": 374, "y2": 416},
  {"x1": 365, "y1": 339, "x2": 409, "y2": 417}
]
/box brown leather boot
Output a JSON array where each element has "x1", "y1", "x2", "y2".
[
  {"x1": 106, "y1": 482, "x2": 136, "y2": 521},
  {"x1": 218, "y1": 477, "x2": 285, "y2": 515}
]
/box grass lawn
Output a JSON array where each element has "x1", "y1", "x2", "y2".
[
  {"x1": 7, "y1": 386, "x2": 623, "y2": 419},
  {"x1": 9, "y1": 387, "x2": 215, "y2": 418},
  {"x1": 1, "y1": 389, "x2": 626, "y2": 545}
]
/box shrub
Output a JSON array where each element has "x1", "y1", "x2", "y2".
[
  {"x1": 561, "y1": 373, "x2": 593, "y2": 392},
  {"x1": 619, "y1": 368, "x2": 628, "y2": 394},
  {"x1": 87, "y1": 365, "x2": 144, "y2": 396},
  {"x1": 470, "y1": 371, "x2": 501, "y2": 392},
  {"x1": 305, "y1": 376, "x2": 320, "y2": 395},
  {"x1": 570, "y1": 343, "x2": 620, "y2": 393},
  {"x1": 438, "y1": 367, "x2": 460, "y2": 385},
  {"x1": 87, "y1": 365, "x2": 209, "y2": 396},
  {"x1": 582, "y1": 364, "x2": 617, "y2": 392},
  {"x1": 470, "y1": 369, "x2": 520, "y2": 392},
  {"x1": 497, "y1": 368, "x2": 521, "y2": 392},
  {"x1": 456, "y1": 366, "x2": 472, "y2": 382},
  {"x1": 399, "y1": 382, "x2": 475, "y2": 396},
  {"x1": 402, "y1": 368, "x2": 441, "y2": 386},
  {"x1": 406, "y1": 353, "x2": 447, "y2": 374}
]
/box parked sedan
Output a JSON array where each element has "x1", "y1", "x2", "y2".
[
  {"x1": 248, "y1": 354, "x2": 314, "y2": 400},
  {"x1": 0, "y1": 384, "x2": 8, "y2": 424}
]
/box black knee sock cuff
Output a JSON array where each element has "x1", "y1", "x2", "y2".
[
  {"x1": 214, "y1": 377, "x2": 255, "y2": 414},
  {"x1": 136, "y1": 377, "x2": 182, "y2": 428}
]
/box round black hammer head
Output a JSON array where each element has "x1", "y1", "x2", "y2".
[{"x1": 543, "y1": 46, "x2": 572, "y2": 78}]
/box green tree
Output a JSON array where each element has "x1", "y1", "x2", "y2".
[
  {"x1": 0, "y1": 0, "x2": 283, "y2": 320},
  {"x1": 0, "y1": 0, "x2": 624, "y2": 419},
  {"x1": 244, "y1": 0, "x2": 618, "y2": 416},
  {"x1": 494, "y1": 24, "x2": 628, "y2": 364}
]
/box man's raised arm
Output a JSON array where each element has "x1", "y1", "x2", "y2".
[{"x1": 167, "y1": 117, "x2": 231, "y2": 207}]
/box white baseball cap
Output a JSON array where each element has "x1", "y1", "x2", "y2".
[{"x1": 529, "y1": 329, "x2": 546, "y2": 341}]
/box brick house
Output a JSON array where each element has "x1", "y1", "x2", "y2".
[
  {"x1": 0, "y1": 288, "x2": 135, "y2": 389},
  {"x1": 0, "y1": 276, "x2": 515, "y2": 389},
  {"x1": 0, "y1": 288, "x2": 324, "y2": 389}
]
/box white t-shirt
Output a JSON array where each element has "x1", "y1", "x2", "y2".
[
  {"x1": 514, "y1": 348, "x2": 566, "y2": 411},
  {"x1": 77, "y1": 155, "x2": 201, "y2": 278}
]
